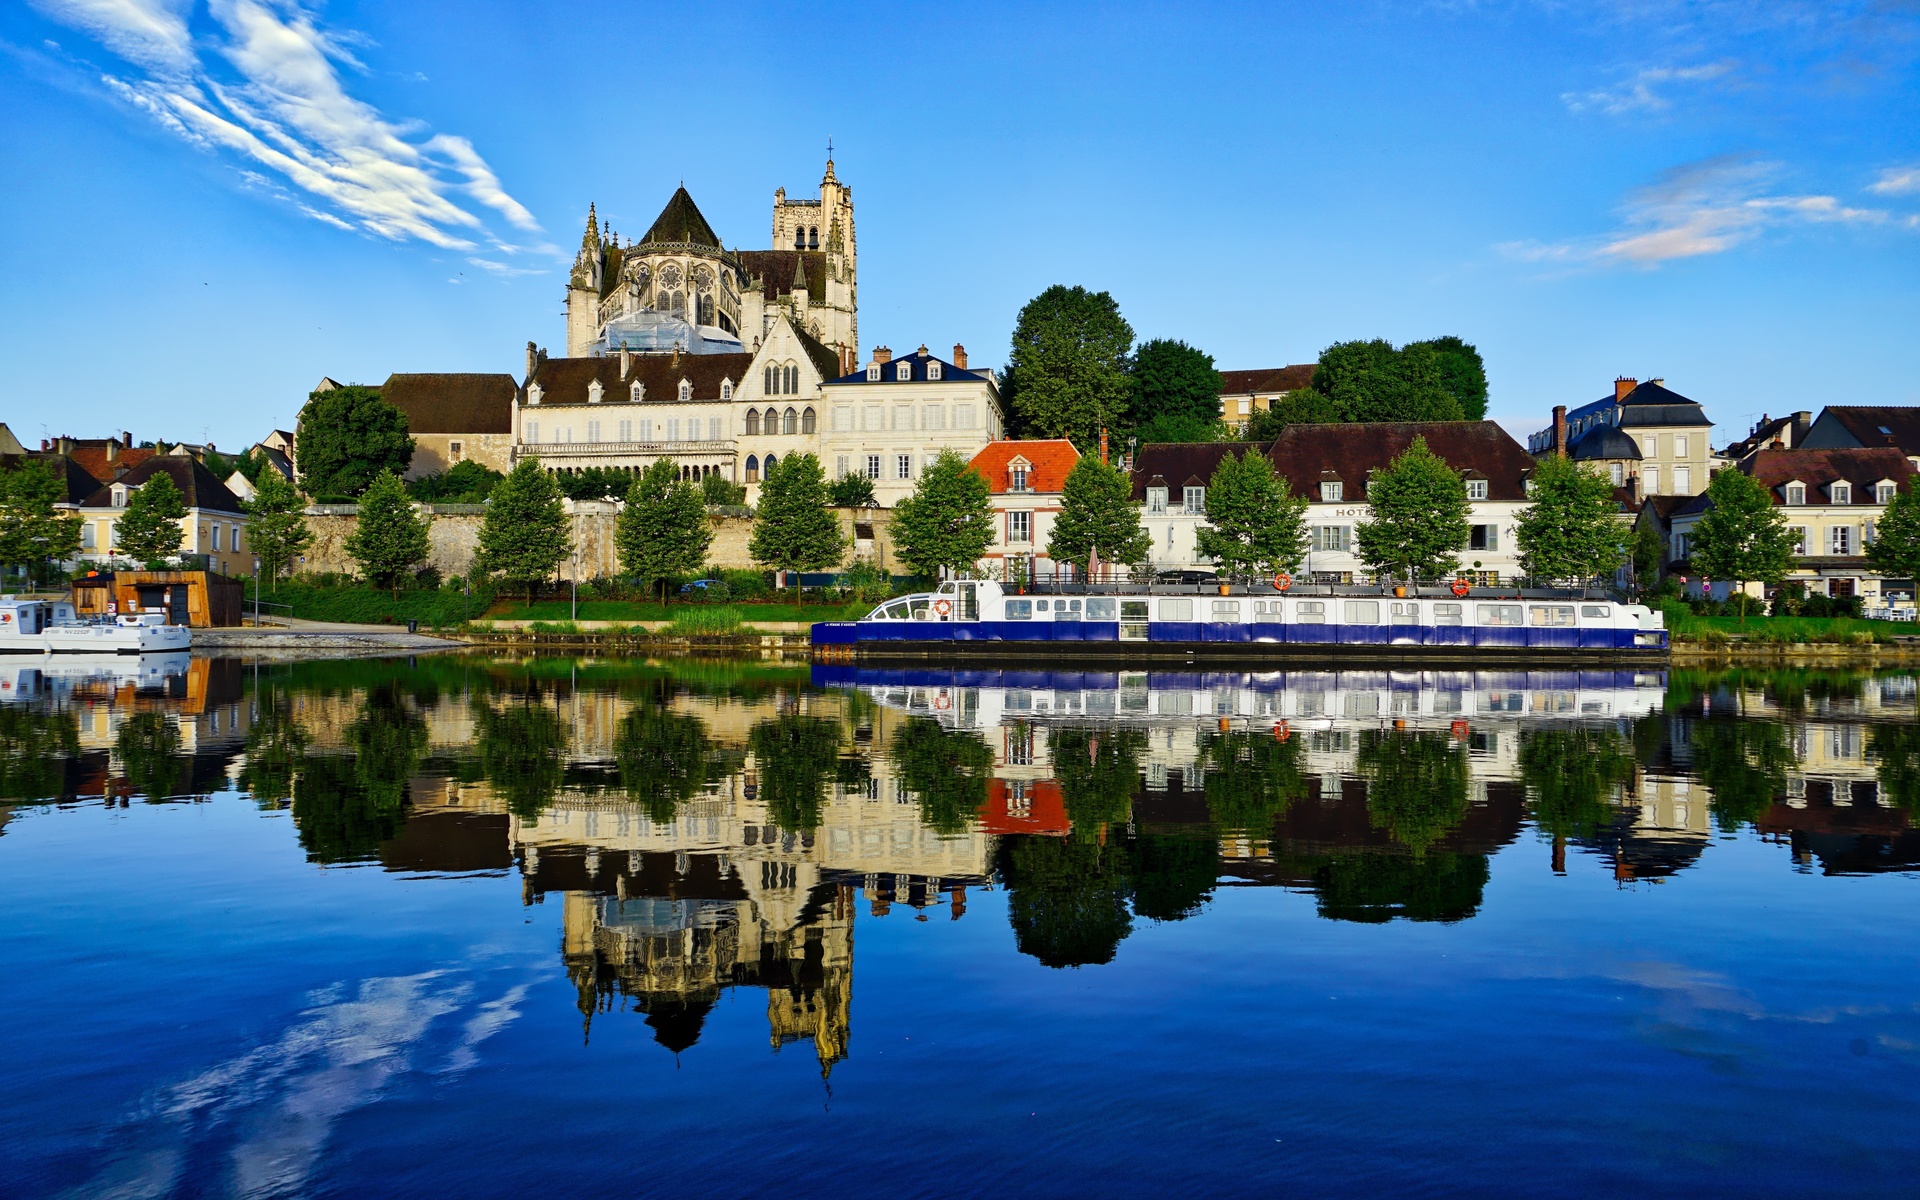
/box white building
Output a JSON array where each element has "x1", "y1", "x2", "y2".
[{"x1": 817, "y1": 345, "x2": 1005, "y2": 508}]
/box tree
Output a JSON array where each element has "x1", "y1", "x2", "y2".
[
  {"x1": 1199, "y1": 729, "x2": 1310, "y2": 831},
  {"x1": 1050, "y1": 727, "x2": 1146, "y2": 835},
  {"x1": 1689, "y1": 467, "x2": 1798, "y2": 617},
  {"x1": 1312, "y1": 340, "x2": 1464, "y2": 423},
  {"x1": 1127, "y1": 338, "x2": 1224, "y2": 443},
  {"x1": 1867, "y1": 485, "x2": 1920, "y2": 586},
  {"x1": 1519, "y1": 728, "x2": 1635, "y2": 846},
  {"x1": 826, "y1": 472, "x2": 876, "y2": 507},
  {"x1": 1407, "y1": 336, "x2": 1489, "y2": 421},
  {"x1": 1002, "y1": 285, "x2": 1135, "y2": 444},
  {"x1": 1192, "y1": 449, "x2": 1308, "y2": 580},
  {"x1": 294, "y1": 385, "x2": 414, "y2": 501},
  {"x1": 1243, "y1": 389, "x2": 1341, "y2": 440},
  {"x1": 1691, "y1": 717, "x2": 1796, "y2": 832},
  {"x1": 1631, "y1": 519, "x2": 1664, "y2": 593},
  {"x1": 701, "y1": 473, "x2": 748, "y2": 507},
  {"x1": 474, "y1": 696, "x2": 569, "y2": 819},
  {"x1": 244, "y1": 467, "x2": 311, "y2": 588},
  {"x1": 115, "y1": 711, "x2": 193, "y2": 801},
  {"x1": 0, "y1": 459, "x2": 81, "y2": 585},
  {"x1": 343, "y1": 471, "x2": 431, "y2": 595},
  {"x1": 115, "y1": 471, "x2": 186, "y2": 566},
  {"x1": 477, "y1": 459, "x2": 572, "y2": 604},
  {"x1": 748, "y1": 453, "x2": 844, "y2": 601},
  {"x1": 238, "y1": 698, "x2": 308, "y2": 809},
  {"x1": 1354, "y1": 436, "x2": 1470, "y2": 583},
  {"x1": 616, "y1": 459, "x2": 712, "y2": 604},
  {"x1": 0, "y1": 707, "x2": 79, "y2": 802},
  {"x1": 1514, "y1": 454, "x2": 1626, "y2": 583},
  {"x1": 1048, "y1": 455, "x2": 1151, "y2": 578},
  {"x1": 890, "y1": 449, "x2": 995, "y2": 580},
  {"x1": 406, "y1": 460, "x2": 504, "y2": 504}
]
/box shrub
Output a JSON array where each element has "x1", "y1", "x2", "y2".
[
  {"x1": 665, "y1": 606, "x2": 745, "y2": 636},
  {"x1": 716, "y1": 568, "x2": 771, "y2": 600},
  {"x1": 838, "y1": 558, "x2": 892, "y2": 603}
]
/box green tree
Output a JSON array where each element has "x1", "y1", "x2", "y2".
[
  {"x1": 1407, "y1": 336, "x2": 1489, "y2": 421},
  {"x1": 1243, "y1": 389, "x2": 1342, "y2": 439},
  {"x1": 114, "y1": 471, "x2": 187, "y2": 567},
  {"x1": 346, "y1": 684, "x2": 429, "y2": 812},
  {"x1": 1514, "y1": 454, "x2": 1626, "y2": 583},
  {"x1": 615, "y1": 705, "x2": 715, "y2": 824},
  {"x1": 477, "y1": 458, "x2": 572, "y2": 604},
  {"x1": 1631, "y1": 519, "x2": 1664, "y2": 593},
  {"x1": 1312, "y1": 853, "x2": 1490, "y2": 924},
  {"x1": 890, "y1": 717, "x2": 996, "y2": 834},
  {"x1": 1127, "y1": 831, "x2": 1221, "y2": 922},
  {"x1": 343, "y1": 470, "x2": 431, "y2": 596},
  {"x1": 748, "y1": 453, "x2": 845, "y2": 602},
  {"x1": 890, "y1": 449, "x2": 995, "y2": 580},
  {"x1": 1199, "y1": 729, "x2": 1310, "y2": 831},
  {"x1": 1870, "y1": 723, "x2": 1920, "y2": 814},
  {"x1": 291, "y1": 756, "x2": 407, "y2": 864},
  {"x1": 1312, "y1": 339, "x2": 1464, "y2": 423},
  {"x1": 748, "y1": 714, "x2": 841, "y2": 832},
  {"x1": 405, "y1": 460, "x2": 505, "y2": 504},
  {"x1": 1689, "y1": 467, "x2": 1798, "y2": 618},
  {"x1": 1047, "y1": 455, "x2": 1151, "y2": 578},
  {"x1": 1192, "y1": 449, "x2": 1309, "y2": 580},
  {"x1": 244, "y1": 467, "x2": 311, "y2": 587},
  {"x1": 294, "y1": 386, "x2": 415, "y2": 501},
  {"x1": 1357, "y1": 729, "x2": 1470, "y2": 854},
  {"x1": 474, "y1": 696, "x2": 569, "y2": 819},
  {"x1": 1127, "y1": 338, "x2": 1224, "y2": 443},
  {"x1": 1003, "y1": 285, "x2": 1135, "y2": 444},
  {"x1": 996, "y1": 835, "x2": 1135, "y2": 968},
  {"x1": 826, "y1": 472, "x2": 877, "y2": 507},
  {"x1": 1050, "y1": 727, "x2": 1145, "y2": 835},
  {"x1": 237, "y1": 699, "x2": 309, "y2": 809},
  {"x1": 0, "y1": 459, "x2": 82, "y2": 585},
  {"x1": 1354, "y1": 436, "x2": 1470, "y2": 583},
  {"x1": 701, "y1": 472, "x2": 748, "y2": 507},
  {"x1": 1867, "y1": 485, "x2": 1920, "y2": 586},
  {"x1": 617, "y1": 459, "x2": 712, "y2": 605}
]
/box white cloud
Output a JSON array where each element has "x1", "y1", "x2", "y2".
[
  {"x1": 467, "y1": 256, "x2": 546, "y2": 278},
  {"x1": 1869, "y1": 165, "x2": 1920, "y2": 195},
  {"x1": 1502, "y1": 156, "x2": 1890, "y2": 267},
  {"x1": 36, "y1": 0, "x2": 543, "y2": 253},
  {"x1": 1562, "y1": 59, "x2": 1739, "y2": 115}
]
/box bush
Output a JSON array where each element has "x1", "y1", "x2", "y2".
[
  {"x1": 837, "y1": 558, "x2": 892, "y2": 603},
  {"x1": 248, "y1": 579, "x2": 494, "y2": 628},
  {"x1": 664, "y1": 606, "x2": 746, "y2": 636},
  {"x1": 406, "y1": 460, "x2": 504, "y2": 504},
  {"x1": 715, "y1": 568, "x2": 771, "y2": 600},
  {"x1": 701, "y1": 475, "x2": 748, "y2": 507}
]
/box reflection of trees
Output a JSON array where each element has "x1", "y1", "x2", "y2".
[
  {"x1": 0, "y1": 707, "x2": 78, "y2": 801},
  {"x1": 1313, "y1": 853, "x2": 1489, "y2": 923},
  {"x1": 1519, "y1": 728, "x2": 1635, "y2": 841},
  {"x1": 998, "y1": 836, "x2": 1133, "y2": 968},
  {"x1": 474, "y1": 698, "x2": 570, "y2": 819},
  {"x1": 615, "y1": 705, "x2": 715, "y2": 824},
  {"x1": 347, "y1": 685, "x2": 428, "y2": 812},
  {"x1": 1870, "y1": 723, "x2": 1920, "y2": 814},
  {"x1": 1050, "y1": 728, "x2": 1145, "y2": 835},
  {"x1": 292, "y1": 756, "x2": 406, "y2": 864},
  {"x1": 1690, "y1": 719, "x2": 1796, "y2": 832},
  {"x1": 1356, "y1": 730, "x2": 1469, "y2": 854},
  {"x1": 748, "y1": 715, "x2": 840, "y2": 833},
  {"x1": 889, "y1": 717, "x2": 995, "y2": 835},
  {"x1": 238, "y1": 701, "x2": 310, "y2": 809},
  {"x1": 1128, "y1": 832, "x2": 1219, "y2": 922},
  {"x1": 1199, "y1": 729, "x2": 1309, "y2": 832},
  {"x1": 115, "y1": 712, "x2": 192, "y2": 801}
]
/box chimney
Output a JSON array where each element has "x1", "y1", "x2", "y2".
[
  {"x1": 525, "y1": 341, "x2": 538, "y2": 380},
  {"x1": 1551, "y1": 405, "x2": 1568, "y2": 457},
  {"x1": 1792, "y1": 411, "x2": 1812, "y2": 445},
  {"x1": 620, "y1": 347, "x2": 631, "y2": 381},
  {"x1": 39, "y1": 438, "x2": 48, "y2": 451},
  {"x1": 952, "y1": 344, "x2": 968, "y2": 369},
  {"x1": 107, "y1": 440, "x2": 118, "y2": 464},
  {"x1": 873, "y1": 346, "x2": 892, "y2": 365},
  {"x1": 1615, "y1": 376, "x2": 1638, "y2": 401},
  {"x1": 916, "y1": 344, "x2": 929, "y2": 357},
  {"x1": 1100, "y1": 428, "x2": 1110, "y2": 466},
  {"x1": 1648, "y1": 377, "x2": 1665, "y2": 389}
]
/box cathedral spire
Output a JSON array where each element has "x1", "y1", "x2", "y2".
[{"x1": 581, "y1": 202, "x2": 599, "y2": 252}]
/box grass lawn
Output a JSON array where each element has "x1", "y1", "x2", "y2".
[
  {"x1": 1667, "y1": 612, "x2": 1905, "y2": 644},
  {"x1": 482, "y1": 598, "x2": 862, "y2": 623}
]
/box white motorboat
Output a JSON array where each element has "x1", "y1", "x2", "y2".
[{"x1": 0, "y1": 596, "x2": 191, "y2": 654}]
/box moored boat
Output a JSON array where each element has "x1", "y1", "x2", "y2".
[{"x1": 0, "y1": 596, "x2": 192, "y2": 654}]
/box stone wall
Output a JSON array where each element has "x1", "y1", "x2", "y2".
[{"x1": 299, "y1": 503, "x2": 895, "y2": 581}]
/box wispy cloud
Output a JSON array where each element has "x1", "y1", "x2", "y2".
[
  {"x1": 1562, "y1": 59, "x2": 1739, "y2": 115},
  {"x1": 31, "y1": 0, "x2": 544, "y2": 252},
  {"x1": 1869, "y1": 164, "x2": 1920, "y2": 196},
  {"x1": 1501, "y1": 156, "x2": 1890, "y2": 267}
]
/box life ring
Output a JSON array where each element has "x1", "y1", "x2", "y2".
[
  {"x1": 934, "y1": 598, "x2": 952, "y2": 617},
  {"x1": 1451, "y1": 579, "x2": 1471, "y2": 597},
  {"x1": 934, "y1": 693, "x2": 951, "y2": 710},
  {"x1": 1273, "y1": 572, "x2": 1292, "y2": 591},
  {"x1": 1274, "y1": 720, "x2": 1291, "y2": 742}
]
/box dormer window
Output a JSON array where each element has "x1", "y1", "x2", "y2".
[
  {"x1": 895, "y1": 361, "x2": 911, "y2": 382},
  {"x1": 721, "y1": 379, "x2": 734, "y2": 401},
  {"x1": 928, "y1": 362, "x2": 942, "y2": 381},
  {"x1": 678, "y1": 379, "x2": 692, "y2": 402},
  {"x1": 630, "y1": 380, "x2": 644, "y2": 402},
  {"x1": 1830, "y1": 482, "x2": 1852, "y2": 504},
  {"x1": 1466, "y1": 478, "x2": 1488, "y2": 501},
  {"x1": 526, "y1": 383, "x2": 543, "y2": 406},
  {"x1": 1878, "y1": 481, "x2": 1897, "y2": 504},
  {"x1": 1184, "y1": 485, "x2": 1206, "y2": 514},
  {"x1": 1009, "y1": 461, "x2": 1030, "y2": 492},
  {"x1": 1147, "y1": 486, "x2": 1168, "y2": 514},
  {"x1": 867, "y1": 364, "x2": 881, "y2": 381},
  {"x1": 1785, "y1": 483, "x2": 1805, "y2": 505},
  {"x1": 112, "y1": 485, "x2": 127, "y2": 508},
  {"x1": 587, "y1": 379, "x2": 604, "y2": 404},
  {"x1": 1321, "y1": 481, "x2": 1343, "y2": 502}
]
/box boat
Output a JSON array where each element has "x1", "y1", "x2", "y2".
[
  {"x1": 812, "y1": 579, "x2": 1668, "y2": 664},
  {"x1": 0, "y1": 596, "x2": 192, "y2": 654},
  {"x1": 0, "y1": 651, "x2": 191, "y2": 701}
]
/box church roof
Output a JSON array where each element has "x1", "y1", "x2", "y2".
[
  {"x1": 790, "y1": 322, "x2": 845, "y2": 381},
  {"x1": 736, "y1": 250, "x2": 827, "y2": 300},
  {"x1": 526, "y1": 353, "x2": 757, "y2": 406},
  {"x1": 641, "y1": 187, "x2": 721, "y2": 248},
  {"x1": 381, "y1": 373, "x2": 517, "y2": 434}
]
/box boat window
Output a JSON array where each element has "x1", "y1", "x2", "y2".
[
  {"x1": 1160, "y1": 598, "x2": 1194, "y2": 621},
  {"x1": 1005, "y1": 600, "x2": 1033, "y2": 620},
  {"x1": 1058, "y1": 599, "x2": 1082, "y2": 616},
  {"x1": 1086, "y1": 598, "x2": 1117, "y2": 621},
  {"x1": 909, "y1": 598, "x2": 933, "y2": 620},
  {"x1": 1035, "y1": 600, "x2": 1048, "y2": 612},
  {"x1": 1390, "y1": 602, "x2": 1419, "y2": 621},
  {"x1": 1476, "y1": 604, "x2": 1524, "y2": 627},
  {"x1": 1295, "y1": 601, "x2": 1327, "y2": 620},
  {"x1": 1344, "y1": 600, "x2": 1380, "y2": 624},
  {"x1": 1434, "y1": 603, "x2": 1464, "y2": 626},
  {"x1": 1530, "y1": 605, "x2": 1576, "y2": 627},
  {"x1": 958, "y1": 583, "x2": 979, "y2": 620},
  {"x1": 1254, "y1": 599, "x2": 1284, "y2": 623},
  {"x1": 1212, "y1": 600, "x2": 1240, "y2": 618},
  {"x1": 1581, "y1": 605, "x2": 1612, "y2": 618},
  {"x1": 1119, "y1": 600, "x2": 1150, "y2": 641}
]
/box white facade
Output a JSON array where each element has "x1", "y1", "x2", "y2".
[{"x1": 816, "y1": 348, "x2": 1005, "y2": 509}]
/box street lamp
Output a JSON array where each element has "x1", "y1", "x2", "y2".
[{"x1": 253, "y1": 558, "x2": 261, "y2": 626}]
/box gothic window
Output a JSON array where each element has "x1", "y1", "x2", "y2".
[
  {"x1": 660, "y1": 263, "x2": 682, "y2": 288},
  {"x1": 745, "y1": 455, "x2": 759, "y2": 483},
  {"x1": 745, "y1": 409, "x2": 761, "y2": 435},
  {"x1": 784, "y1": 407, "x2": 798, "y2": 435},
  {"x1": 801, "y1": 407, "x2": 816, "y2": 434},
  {"x1": 809, "y1": 226, "x2": 819, "y2": 249},
  {"x1": 697, "y1": 293, "x2": 715, "y2": 325},
  {"x1": 678, "y1": 379, "x2": 692, "y2": 401},
  {"x1": 764, "y1": 453, "x2": 778, "y2": 473},
  {"x1": 786, "y1": 364, "x2": 799, "y2": 394},
  {"x1": 765, "y1": 366, "x2": 775, "y2": 394}
]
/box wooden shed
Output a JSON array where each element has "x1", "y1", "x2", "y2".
[{"x1": 71, "y1": 571, "x2": 244, "y2": 628}]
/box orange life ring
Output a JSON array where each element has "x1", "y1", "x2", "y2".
[
  {"x1": 1274, "y1": 720, "x2": 1291, "y2": 742},
  {"x1": 934, "y1": 598, "x2": 952, "y2": 617},
  {"x1": 934, "y1": 693, "x2": 951, "y2": 710},
  {"x1": 1451, "y1": 579, "x2": 1471, "y2": 597},
  {"x1": 1274, "y1": 573, "x2": 1292, "y2": 591}
]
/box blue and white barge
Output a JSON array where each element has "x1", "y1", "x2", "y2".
[{"x1": 812, "y1": 580, "x2": 1667, "y2": 664}]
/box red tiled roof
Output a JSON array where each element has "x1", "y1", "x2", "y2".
[
  {"x1": 1218, "y1": 365, "x2": 1314, "y2": 396},
  {"x1": 68, "y1": 445, "x2": 156, "y2": 484},
  {"x1": 78, "y1": 455, "x2": 246, "y2": 514},
  {"x1": 969, "y1": 439, "x2": 1079, "y2": 494}
]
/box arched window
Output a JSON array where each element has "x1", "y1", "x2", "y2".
[
  {"x1": 630, "y1": 380, "x2": 643, "y2": 402},
  {"x1": 720, "y1": 379, "x2": 733, "y2": 401},
  {"x1": 801, "y1": 407, "x2": 816, "y2": 434},
  {"x1": 744, "y1": 409, "x2": 760, "y2": 436},
  {"x1": 678, "y1": 379, "x2": 692, "y2": 402},
  {"x1": 697, "y1": 293, "x2": 715, "y2": 326},
  {"x1": 794, "y1": 228, "x2": 806, "y2": 250},
  {"x1": 764, "y1": 366, "x2": 775, "y2": 394},
  {"x1": 785, "y1": 364, "x2": 798, "y2": 393},
  {"x1": 764, "y1": 453, "x2": 778, "y2": 473},
  {"x1": 809, "y1": 226, "x2": 818, "y2": 249},
  {"x1": 784, "y1": 407, "x2": 798, "y2": 435},
  {"x1": 745, "y1": 455, "x2": 759, "y2": 483}
]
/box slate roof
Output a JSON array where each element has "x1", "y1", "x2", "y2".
[
  {"x1": 1218, "y1": 365, "x2": 1315, "y2": 395},
  {"x1": 1802, "y1": 407, "x2": 1920, "y2": 456},
  {"x1": 526, "y1": 352, "x2": 757, "y2": 406},
  {"x1": 0, "y1": 453, "x2": 101, "y2": 505},
  {"x1": 1131, "y1": 422, "x2": 1537, "y2": 502},
  {"x1": 1562, "y1": 380, "x2": 1712, "y2": 429},
  {"x1": 641, "y1": 187, "x2": 721, "y2": 248},
  {"x1": 791, "y1": 322, "x2": 845, "y2": 380},
  {"x1": 381, "y1": 373, "x2": 517, "y2": 435},
  {"x1": 1568, "y1": 426, "x2": 1642, "y2": 461},
  {"x1": 828, "y1": 348, "x2": 987, "y2": 385},
  {"x1": 1723, "y1": 414, "x2": 1801, "y2": 460},
  {"x1": 736, "y1": 250, "x2": 828, "y2": 300},
  {"x1": 969, "y1": 440, "x2": 1080, "y2": 495},
  {"x1": 1740, "y1": 447, "x2": 1915, "y2": 501},
  {"x1": 78, "y1": 455, "x2": 247, "y2": 514}
]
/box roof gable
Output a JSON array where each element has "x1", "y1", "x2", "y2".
[
  {"x1": 641, "y1": 187, "x2": 721, "y2": 248},
  {"x1": 968, "y1": 440, "x2": 1079, "y2": 494},
  {"x1": 829, "y1": 349, "x2": 986, "y2": 385},
  {"x1": 1741, "y1": 446, "x2": 1915, "y2": 501}
]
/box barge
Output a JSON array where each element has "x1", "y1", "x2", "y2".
[
  {"x1": 812, "y1": 579, "x2": 1668, "y2": 665},
  {"x1": 0, "y1": 596, "x2": 191, "y2": 654}
]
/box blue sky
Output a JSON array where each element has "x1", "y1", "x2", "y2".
[{"x1": 3, "y1": 0, "x2": 1917, "y2": 450}]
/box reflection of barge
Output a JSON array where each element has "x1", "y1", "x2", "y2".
[{"x1": 813, "y1": 579, "x2": 1668, "y2": 664}]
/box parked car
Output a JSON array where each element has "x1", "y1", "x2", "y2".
[{"x1": 678, "y1": 579, "x2": 731, "y2": 602}]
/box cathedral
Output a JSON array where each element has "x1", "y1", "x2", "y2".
[{"x1": 565, "y1": 158, "x2": 859, "y2": 372}]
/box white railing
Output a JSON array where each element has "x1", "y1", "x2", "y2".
[{"x1": 520, "y1": 440, "x2": 735, "y2": 458}]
